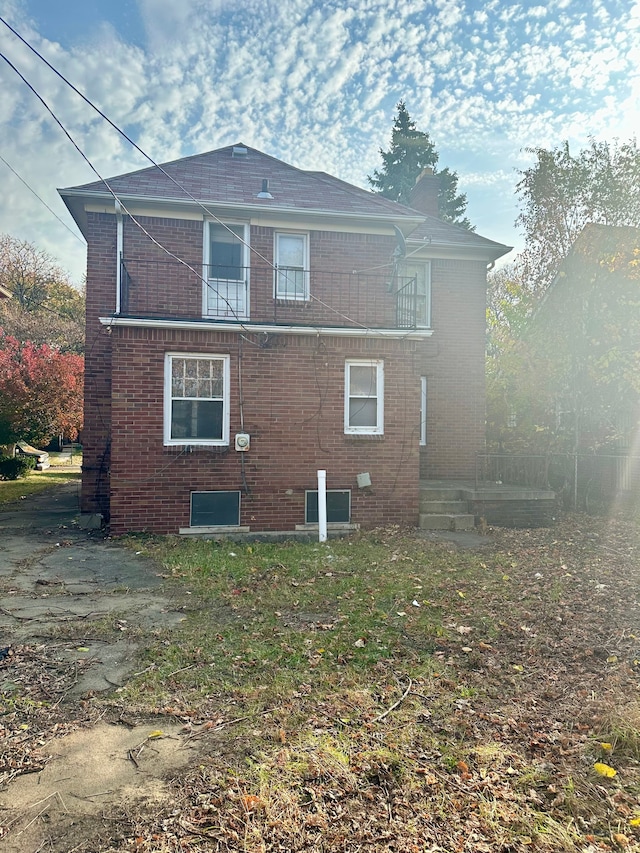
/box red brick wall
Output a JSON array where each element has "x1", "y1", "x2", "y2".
[
  {"x1": 249, "y1": 228, "x2": 397, "y2": 327},
  {"x1": 82, "y1": 212, "x2": 117, "y2": 516},
  {"x1": 82, "y1": 210, "x2": 489, "y2": 529},
  {"x1": 122, "y1": 216, "x2": 203, "y2": 317},
  {"x1": 120, "y1": 216, "x2": 398, "y2": 328},
  {"x1": 108, "y1": 327, "x2": 424, "y2": 534}
]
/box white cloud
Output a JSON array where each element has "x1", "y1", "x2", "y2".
[{"x1": 0, "y1": 0, "x2": 639, "y2": 281}]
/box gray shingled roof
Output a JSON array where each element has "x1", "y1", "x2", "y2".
[
  {"x1": 61, "y1": 143, "x2": 421, "y2": 220},
  {"x1": 407, "y1": 216, "x2": 511, "y2": 256},
  {"x1": 59, "y1": 143, "x2": 511, "y2": 258}
]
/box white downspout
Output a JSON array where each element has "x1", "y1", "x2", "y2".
[
  {"x1": 317, "y1": 469, "x2": 327, "y2": 543},
  {"x1": 115, "y1": 199, "x2": 123, "y2": 314}
]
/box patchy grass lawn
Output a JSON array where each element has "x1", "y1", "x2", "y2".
[
  {"x1": 2, "y1": 514, "x2": 639, "y2": 851},
  {"x1": 0, "y1": 466, "x2": 80, "y2": 505},
  {"x1": 93, "y1": 517, "x2": 640, "y2": 853}
]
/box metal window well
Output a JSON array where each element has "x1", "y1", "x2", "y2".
[
  {"x1": 305, "y1": 490, "x2": 351, "y2": 524},
  {"x1": 190, "y1": 491, "x2": 241, "y2": 526}
]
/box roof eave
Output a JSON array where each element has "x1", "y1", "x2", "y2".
[
  {"x1": 407, "y1": 237, "x2": 512, "y2": 263},
  {"x1": 57, "y1": 187, "x2": 425, "y2": 236}
]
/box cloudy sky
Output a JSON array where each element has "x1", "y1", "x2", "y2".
[{"x1": 0, "y1": 0, "x2": 639, "y2": 284}]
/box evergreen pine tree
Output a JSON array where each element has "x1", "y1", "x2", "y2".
[{"x1": 368, "y1": 102, "x2": 472, "y2": 229}]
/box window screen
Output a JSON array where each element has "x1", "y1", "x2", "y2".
[{"x1": 275, "y1": 232, "x2": 308, "y2": 299}]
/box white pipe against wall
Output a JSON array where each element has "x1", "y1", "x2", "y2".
[
  {"x1": 115, "y1": 199, "x2": 123, "y2": 314},
  {"x1": 317, "y1": 469, "x2": 327, "y2": 543}
]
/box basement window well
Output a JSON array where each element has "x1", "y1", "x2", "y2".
[
  {"x1": 190, "y1": 491, "x2": 241, "y2": 527},
  {"x1": 305, "y1": 490, "x2": 351, "y2": 524}
]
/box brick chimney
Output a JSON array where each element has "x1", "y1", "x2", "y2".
[{"x1": 409, "y1": 168, "x2": 440, "y2": 217}]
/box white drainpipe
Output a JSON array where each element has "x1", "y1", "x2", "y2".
[
  {"x1": 115, "y1": 199, "x2": 123, "y2": 314},
  {"x1": 317, "y1": 469, "x2": 327, "y2": 543}
]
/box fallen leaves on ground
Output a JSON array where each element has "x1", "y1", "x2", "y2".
[
  {"x1": 5, "y1": 512, "x2": 640, "y2": 851},
  {"x1": 0, "y1": 644, "x2": 99, "y2": 786}
]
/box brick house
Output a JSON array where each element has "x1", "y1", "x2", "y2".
[{"x1": 60, "y1": 144, "x2": 509, "y2": 535}]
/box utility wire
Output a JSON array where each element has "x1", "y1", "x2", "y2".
[
  {"x1": 0, "y1": 16, "x2": 303, "y2": 279},
  {"x1": 0, "y1": 49, "x2": 267, "y2": 337},
  {"x1": 0, "y1": 18, "x2": 425, "y2": 498},
  {"x1": 0, "y1": 16, "x2": 398, "y2": 334},
  {"x1": 0, "y1": 153, "x2": 85, "y2": 244}
]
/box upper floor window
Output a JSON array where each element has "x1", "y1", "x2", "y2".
[
  {"x1": 208, "y1": 223, "x2": 246, "y2": 279},
  {"x1": 204, "y1": 221, "x2": 249, "y2": 319},
  {"x1": 164, "y1": 353, "x2": 230, "y2": 446},
  {"x1": 275, "y1": 232, "x2": 309, "y2": 300},
  {"x1": 401, "y1": 262, "x2": 431, "y2": 328},
  {"x1": 344, "y1": 359, "x2": 384, "y2": 435}
]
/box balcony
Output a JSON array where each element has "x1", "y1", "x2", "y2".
[{"x1": 119, "y1": 260, "x2": 424, "y2": 330}]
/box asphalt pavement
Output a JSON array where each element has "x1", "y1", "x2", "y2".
[{"x1": 0, "y1": 481, "x2": 186, "y2": 696}]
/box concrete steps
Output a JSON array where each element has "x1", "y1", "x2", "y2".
[
  {"x1": 419, "y1": 485, "x2": 475, "y2": 531},
  {"x1": 419, "y1": 499, "x2": 468, "y2": 514},
  {"x1": 419, "y1": 511, "x2": 475, "y2": 531}
]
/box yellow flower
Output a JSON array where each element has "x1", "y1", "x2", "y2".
[{"x1": 593, "y1": 762, "x2": 617, "y2": 778}]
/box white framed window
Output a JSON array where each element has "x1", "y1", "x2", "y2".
[
  {"x1": 203, "y1": 221, "x2": 249, "y2": 319},
  {"x1": 420, "y1": 376, "x2": 427, "y2": 446},
  {"x1": 164, "y1": 353, "x2": 230, "y2": 446},
  {"x1": 274, "y1": 232, "x2": 309, "y2": 300},
  {"x1": 401, "y1": 262, "x2": 431, "y2": 327},
  {"x1": 345, "y1": 359, "x2": 384, "y2": 435}
]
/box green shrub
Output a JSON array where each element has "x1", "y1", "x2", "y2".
[{"x1": 0, "y1": 455, "x2": 36, "y2": 480}]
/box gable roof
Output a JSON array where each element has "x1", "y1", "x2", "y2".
[
  {"x1": 59, "y1": 143, "x2": 511, "y2": 260},
  {"x1": 549, "y1": 223, "x2": 640, "y2": 292},
  {"x1": 564, "y1": 222, "x2": 640, "y2": 266}
]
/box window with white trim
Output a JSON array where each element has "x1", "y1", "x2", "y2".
[
  {"x1": 164, "y1": 353, "x2": 230, "y2": 445},
  {"x1": 344, "y1": 359, "x2": 384, "y2": 435},
  {"x1": 401, "y1": 262, "x2": 431, "y2": 328},
  {"x1": 275, "y1": 232, "x2": 309, "y2": 300},
  {"x1": 204, "y1": 221, "x2": 249, "y2": 318}
]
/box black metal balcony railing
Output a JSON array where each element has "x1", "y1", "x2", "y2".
[{"x1": 119, "y1": 260, "x2": 423, "y2": 330}]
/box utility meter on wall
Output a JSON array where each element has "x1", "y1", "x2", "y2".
[{"x1": 235, "y1": 433, "x2": 250, "y2": 451}]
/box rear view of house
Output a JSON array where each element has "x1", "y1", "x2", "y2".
[{"x1": 60, "y1": 144, "x2": 509, "y2": 535}]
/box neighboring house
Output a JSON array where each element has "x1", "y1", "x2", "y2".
[
  {"x1": 59, "y1": 144, "x2": 509, "y2": 535},
  {"x1": 0, "y1": 284, "x2": 11, "y2": 300},
  {"x1": 523, "y1": 223, "x2": 640, "y2": 501},
  {"x1": 529, "y1": 223, "x2": 640, "y2": 452}
]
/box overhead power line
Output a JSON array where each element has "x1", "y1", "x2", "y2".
[
  {"x1": 0, "y1": 152, "x2": 85, "y2": 243},
  {"x1": 0, "y1": 48, "x2": 260, "y2": 331},
  {"x1": 0, "y1": 14, "x2": 286, "y2": 270},
  {"x1": 0, "y1": 16, "x2": 408, "y2": 335}
]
